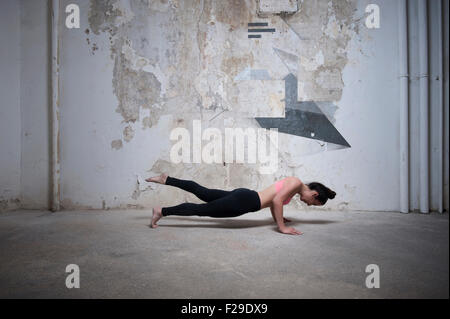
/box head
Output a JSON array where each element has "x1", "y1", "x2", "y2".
[{"x1": 300, "y1": 182, "x2": 336, "y2": 206}]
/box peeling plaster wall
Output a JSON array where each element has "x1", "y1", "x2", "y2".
[
  {"x1": 55, "y1": 0, "x2": 447, "y2": 212},
  {"x1": 0, "y1": 0, "x2": 445, "y2": 213},
  {"x1": 0, "y1": 0, "x2": 21, "y2": 211}
]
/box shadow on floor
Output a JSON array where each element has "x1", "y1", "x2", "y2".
[{"x1": 137, "y1": 216, "x2": 338, "y2": 229}]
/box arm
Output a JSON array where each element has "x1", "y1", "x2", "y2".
[
  {"x1": 270, "y1": 204, "x2": 291, "y2": 224},
  {"x1": 272, "y1": 200, "x2": 285, "y2": 230},
  {"x1": 272, "y1": 201, "x2": 301, "y2": 235},
  {"x1": 272, "y1": 178, "x2": 303, "y2": 235}
]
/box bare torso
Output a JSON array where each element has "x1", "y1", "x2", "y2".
[{"x1": 256, "y1": 177, "x2": 301, "y2": 209}]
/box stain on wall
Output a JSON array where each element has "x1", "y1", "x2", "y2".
[
  {"x1": 123, "y1": 125, "x2": 135, "y2": 142},
  {"x1": 280, "y1": 0, "x2": 358, "y2": 101},
  {"x1": 87, "y1": 0, "x2": 358, "y2": 130},
  {"x1": 111, "y1": 139, "x2": 123, "y2": 150},
  {"x1": 87, "y1": 0, "x2": 361, "y2": 207},
  {"x1": 0, "y1": 198, "x2": 21, "y2": 212}
]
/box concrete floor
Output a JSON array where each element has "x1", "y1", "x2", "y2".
[{"x1": 0, "y1": 209, "x2": 448, "y2": 298}]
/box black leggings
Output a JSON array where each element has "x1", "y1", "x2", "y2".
[{"x1": 161, "y1": 176, "x2": 261, "y2": 218}]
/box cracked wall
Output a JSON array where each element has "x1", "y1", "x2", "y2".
[
  {"x1": 83, "y1": 0, "x2": 362, "y2": 207},
  {"x1": 0, "y1": 0, "x2": 446, "y2": 213},
  {"x1": 87, "y1": 0, "x2": 360, "y2": 144},
  {"x1": 55, "y1": 0, "x2": 406, "y2": 212}
]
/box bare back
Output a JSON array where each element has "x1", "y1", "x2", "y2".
[{"x1": 257, "y1": 177, "x2": 301, "y2": 209}]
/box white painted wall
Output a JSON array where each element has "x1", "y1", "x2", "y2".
[
  {"x1": 19, "y1": 0, "x2": 51, "y2": 209},
  {"x1": 1, "y1": 0, "x2": 448, "y2": 213},
  {"x1": 0, "y1": 0, "x2": 50, "y2": 211},
  {"x1": 0, "y1": 0, "x2": 21, "y2": 210},
  {"x1": 57, "y1": 0, "x2": 408, "y2": 212},
  {"x1": 298, "y1": 0, "x2": 401, "y2": 211}
]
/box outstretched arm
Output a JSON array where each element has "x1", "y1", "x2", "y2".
[
  {"x1": 272, "y1": 200, "x2": 302, "y2": 235},
  {"x1": 271, "y1": 200, "x2": 285, "y2": 229},
  {"x1": 270, "y1": 204, "x2": 291, "y2": 223}
]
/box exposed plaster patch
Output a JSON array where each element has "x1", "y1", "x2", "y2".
[
  {"x1": 220, "y1": 54, "x2": 255, "y2": 80},
  {"x1": 123, "y1": 125, "x2": 134, "y2": 142},
  {"x1": 142, "y1": 116, "x2": 156, "y2": 129},
  {"x1": 121, "y1": 40, "x2": 168, "y2": 96},
  {"x1": 112, "y1": 38, "x2": 162, "y2": 123},
  {"x1": 280, "y1": 0, "x2": 359, "y2": 101},
  {"x1": 111, "y1": 139, "x2": 123, "y2": 150},
  {"x1": 132, "y1": 174, "x2": 152, "y2": 200},
  {"x1": 85, "y1": 0, "x2": 358, "y2": 209},
  {"x1": 89, "y1": 0, "x2": 170, "y2": 135},
  {"x1": 300, "y1": 50, "x2": 325, "y2": 72},
  {"x1": 111, "y1": 0, "x2": 135, "y2": 26},
  {"x1": 88, "y1": 0, "x2": 121, "y2": 36},
  {"x1": 235, "y1": 80, "x2": 285, "y2": 117},
  {"x1": 315, "y1": 68, "x2": 344, "y2": 91},
  {"x1": 206, "y1": 0, "x2": 252, "y2": 29},
  {"x1": 194, "y1": 69, "x2": 231, "y2": 111}
]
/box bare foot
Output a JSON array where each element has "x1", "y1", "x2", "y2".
[
  {"x1": 145, "y1": 173, "x2": 168, "y2": 184},
  {"x1": 151, "y1": 207, "x2": 162, "y2": 228}
]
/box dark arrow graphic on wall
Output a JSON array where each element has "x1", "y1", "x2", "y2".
[
  {"x1": 248, "y1": 22, "x2": 276, "y2": 39},
  {"x1": 255, "y1": 73, "x2": 351, "y2": 147}
]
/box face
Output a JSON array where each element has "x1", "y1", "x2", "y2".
[{"x1": 300, "y1": 191, "x2": 323, "y2": 206}]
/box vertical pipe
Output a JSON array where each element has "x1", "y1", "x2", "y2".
[
  {"x1": 418, "y1": 0, "x2": 429, "y2": 213},
  {"x1": 436, "y1": 0, "x2": 444, "y2": 213},
  {"x1": 399, "y1": 0, "x2": 409, "y2": 213},
  {"x1": 51, "y1": 0, "x2": 60, "y2": 211},
  {"x1": 444, "y1": 0, "x2": 450, "y2": 213}
]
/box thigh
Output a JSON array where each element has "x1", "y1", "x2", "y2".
[
  {"x1": 204, "y1": 189, "x2": 255, "y2": 217},
  {"x1": 201, "y1": 188, "x2": 232, "y2": 202}
]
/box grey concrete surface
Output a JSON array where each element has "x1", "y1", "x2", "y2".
[{"x1": 0, "y1": 209, "x2": 448, "y2": 298}]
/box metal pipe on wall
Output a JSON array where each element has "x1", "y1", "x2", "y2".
[
  {"x1": 51, "y1": 0, "x2": 60, "y2": 211},
  {"x1": 418, "y1": 0, "x2": 429, "y2": 213},
  {"x1": 436, "y1": 0, "x2": 444, "y2": 213},
  {"x1": 444, "y1": 0, "x2": 450, "y2": 213},
  {"x1": 398, "y1": 0, "x2": 409, "y2": 213}
]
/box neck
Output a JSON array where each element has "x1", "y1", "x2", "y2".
[{"x1": 299, "y1": 183, "x2": 309, "y2": 196}]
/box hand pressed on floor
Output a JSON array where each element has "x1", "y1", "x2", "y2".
[{"x1": 279, "y1": 226, "x2": 303, "y2": 235}]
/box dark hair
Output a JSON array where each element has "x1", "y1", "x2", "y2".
[{"x1": 307, "y1": 182, "x2": 336, "y2": 205}]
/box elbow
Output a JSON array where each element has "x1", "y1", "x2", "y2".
[{"x1": 272, "y1": 198, "x2": 283, "y2": 207}]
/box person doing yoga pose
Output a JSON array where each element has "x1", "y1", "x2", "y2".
[{"x1": 146, "y1": 174, "x2": 336, "y2": 235}]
